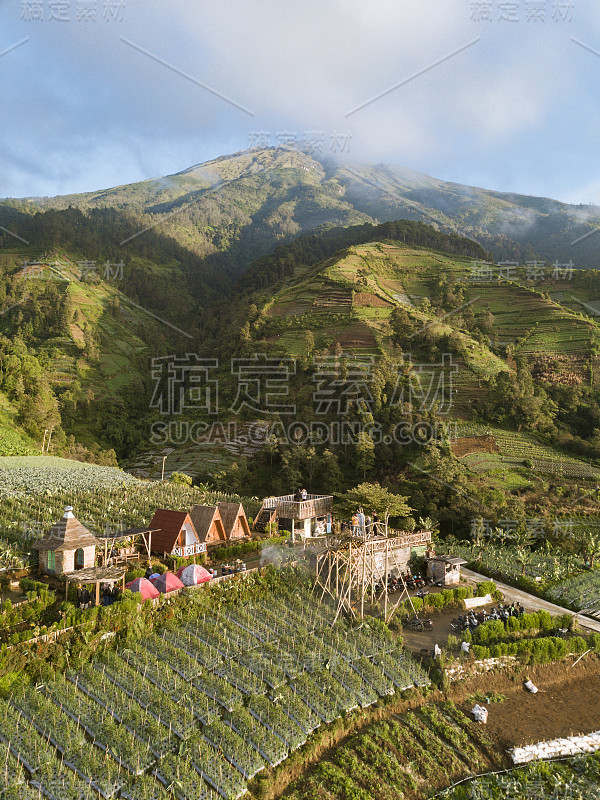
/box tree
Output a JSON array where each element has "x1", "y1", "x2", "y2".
[
  {"x1": 560, "y1": 522, "x2": 600, "y2": 569},
  {"x1": 337, "y1": 483, "x2": 412, "y2": 534},
  {"x1": 171, "y1": 472, "x2": 193, "y2": 486},
  {"x1": 354, "y1": 430, "x2": 375, "y2": 479}
]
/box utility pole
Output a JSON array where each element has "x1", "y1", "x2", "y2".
[
  {"x1": 42, "y1": 429, "x2": 48, "y2": 453},
  {"x1": 46, "y1": 429, "x2": 53, "y2": 453},
  {"x1": 161, "y1": 455, "x2": 167, "y2": 481}
]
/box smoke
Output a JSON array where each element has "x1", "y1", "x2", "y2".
[{"x1": 260, "y1": 544, "x2": 290, "y2": 567}]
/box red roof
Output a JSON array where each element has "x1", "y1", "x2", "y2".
[{"x1": 148, "y1": 509, "x2": 198, "y2": 554}]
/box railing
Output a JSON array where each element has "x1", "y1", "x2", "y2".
[
  {"x1": 388, "y1": 530, "x2": 432, "y2": 548},
  {"x1": 173, "y1": 543, "x2": 207, "y2": 557},
  {"x1": 261, "y1": 494, "x2": 333, "y2": 520}
]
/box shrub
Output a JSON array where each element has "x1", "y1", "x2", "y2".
[
  {"x1": 474, "y1": 620, "x2": 505, "y2": 645},
  {"x1": 506, "y1": 614, "x2": 522, "y2": 633},
  {"x1": 569, "y1": 635, "x2": 588, "y2": 654},
  {"x1": 170, "y1": 472, "x2": 193, "y2": 486},
  {"x1": 408, "y1": 597, "x2": 423, "y2": 613},
  {"x1": 537, "y1": 610, "x2": 554, "y2": 630},
  {"x1": 453, "y1": 586, "x2": 471, "y2": 602},
  {"x1": 476, "y1": 580, "x2": 496, "y2": 597},
  {"x1": 520, "y1": 612, "x2": 540, "y2": 630},
  {"x1": 425, "y1": 593, "x2": 445, "y2": 609},
  {"x1": 587, "y1": 632, "x2": 600, "y2": 652}
]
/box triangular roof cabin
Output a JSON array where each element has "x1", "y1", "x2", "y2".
[
  {"x1": 148, "y1": 509, "x2": 199, "y2": 555},
  {"x1": 33, "y1": 507, "x2": 100, "y2": 552},
  {"x1": 189, "y1": 505, "x2": 226, "y2": 545},
  {"x1": 218, "y1": 502, "x2": 251, "y2": 541},
  {"x1": 33, "y1": 507, "x2": 100, "y2": 576}
]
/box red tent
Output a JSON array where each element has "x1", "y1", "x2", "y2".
[
  {"x1": 150, "y1": 572, "x2": 184, "y2": 594},
  {"x1": 177, "y1": 564, "x2": 212, "y2": 586},
  {"x1": 125, "y1": 577, "x2": 160, "y2": 600}
]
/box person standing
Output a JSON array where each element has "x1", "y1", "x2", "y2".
[{"x1": 357, "y1": 507, "x2": 366, "y2": 537}]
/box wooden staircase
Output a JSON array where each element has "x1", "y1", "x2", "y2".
[{"x1": 253, "y1": 504, "x2": 278, "y2": 533}]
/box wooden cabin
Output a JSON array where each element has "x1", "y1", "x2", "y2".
[
  {"x1": 189, "y1": 505, "x2": 227, "y2": 546},
  {"x1": 33, "y1": 506, "x2": 100, "y2": 577},
  {"x1": 218, "y1": 502, "x2": 251, "y2": 542},
  {"x1": 254, "y1": 494, "x2": 333, "y2": 540},
  {"x1": 148, "y1": 509, "x2": 206, "y2": 558}
]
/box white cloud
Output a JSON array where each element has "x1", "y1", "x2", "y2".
[{"x1": 0, "y1": 0, "x2": 599, "y2": 199}]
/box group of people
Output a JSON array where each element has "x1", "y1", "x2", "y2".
[
  {"x1": 293, "y1": 488, "x2": 309, "y2": 501},
  {"x1": 348, "y1": 508, "x2": 379, "y2": 537},
  {"x1": 102, "y1": 583, "x2": 120, "y2": 606},
  {"x1": 76, "y1": 582, "x2": 119, "y2": 609},
  {"x1": 76, "y1": 584, "x2": 92, "y2": 610}
]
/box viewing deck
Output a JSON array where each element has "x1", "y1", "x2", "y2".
[
  {"x1": 261, "y1": 494, "x2": 333, "y2": 520},
  {"x1": 254, "y1": 494, "x2": 333, "y2": 532}
]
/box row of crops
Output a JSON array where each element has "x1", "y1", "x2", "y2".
[
  {"x1": 547, "y1": 570, "x2": 600, "y2": 614},
  {"x1": 438, "y1": 751, "x2": 600, "y2": 800},
  {"x1": 452, "y1": 425, "x2": 600, "y2": 481},
  {"x1": 0, "y1": 587, "x2": 429, "y2": 800}
]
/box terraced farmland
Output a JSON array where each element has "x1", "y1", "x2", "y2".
[
  {"x1": 0, "y1": 586, "x2": 429, "y2": 800},
  {"x1": 451, "y1": 426, "x2": 600, "y2": 481}
]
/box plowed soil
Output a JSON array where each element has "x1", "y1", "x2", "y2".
[{"x1": 453, "y1": 656, "x2": 600, "y2": 750}]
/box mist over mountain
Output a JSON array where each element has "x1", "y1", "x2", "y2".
[{"x1": 2, "y1": 147, "x2": 599, "y2": 271}]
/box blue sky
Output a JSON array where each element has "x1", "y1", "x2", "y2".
[{"x1": 2, "y1": 0, "x2": 600, "y2": 204}]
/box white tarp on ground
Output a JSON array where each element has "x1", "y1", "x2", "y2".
[
  {"x1": 510, "y1": 731, "x2": 600, "y2": 764},
  {"x1": 464, "y1": 594, "x2": 493, "y2": 609}
]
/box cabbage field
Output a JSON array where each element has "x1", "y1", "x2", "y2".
[
  {"x1": 547, "y1": 570, "x2": 600, "y2": 613},
  {"x1": 0, "y1": 456, "x2": 140, "y2": 496}
]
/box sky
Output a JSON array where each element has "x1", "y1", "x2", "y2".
[{"x1": 2, "y1": 0, "x2": 600, "y2": 204}]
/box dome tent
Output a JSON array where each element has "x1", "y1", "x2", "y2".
[
  {"x1": 177, "y1": 564, "x2": 212, "y2": 586},
  {"x1": 125, "y1": 577, "x2": 160, "y2": 600},
  {"x1": 150, "y1": 572, "x2": 184, "y2": 594}
]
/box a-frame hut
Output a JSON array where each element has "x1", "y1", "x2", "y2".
[
  {"x1": 189, "y1": 505, "x2": 227, "y2": 546},
  {"x1": 218, "y1": 502, "x2": 251, "y2": 542},
  {"x1": 33, "y1": 506, "x2": 100, "y2": 576},
  {"x1": 148, "y1": 509, "x2": 205, "y2": 558}
]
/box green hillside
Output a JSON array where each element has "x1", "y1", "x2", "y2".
[{"x1": 2, "y1": 146, "x2": 600, "y2": 270}]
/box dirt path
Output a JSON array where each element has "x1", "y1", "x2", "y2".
[{"x1": 462, "y1": 568, "x2": 600, "y2": 633}]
